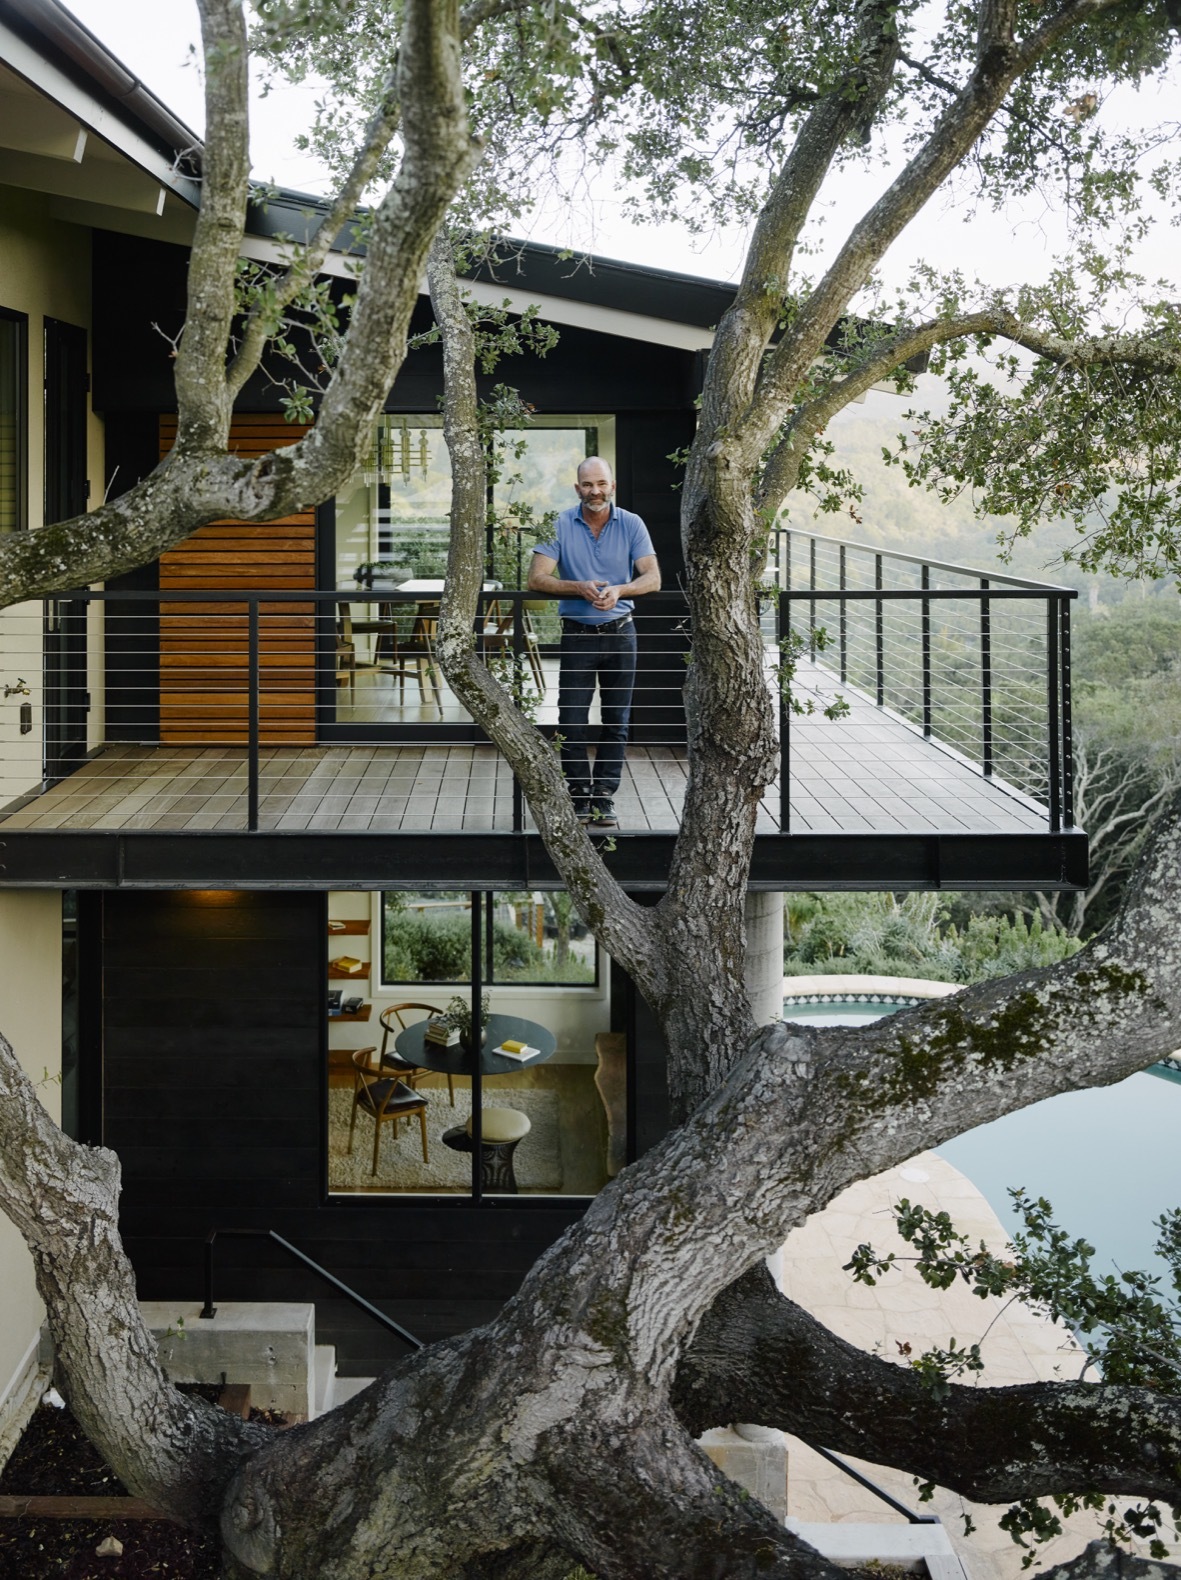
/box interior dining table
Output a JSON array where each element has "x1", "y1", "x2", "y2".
[{"x1": 391, "y1": 1012, "x2": 556, "y2": 1080}]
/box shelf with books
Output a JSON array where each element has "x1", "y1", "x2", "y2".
[
  {"x1": 328, "y1": 958, "x2": 369, "y2": 980},
  {"x1": 330, "y1": 1004, "x2": 372, "y2": 1023}
]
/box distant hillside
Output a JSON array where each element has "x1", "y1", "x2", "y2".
[{"x1": 794, "y1": 387, "x2": 1177, "y2": 611}]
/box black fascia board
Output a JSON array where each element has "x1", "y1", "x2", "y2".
[
  {"x1": 0, "y1": 0, "x2": 202, "y2": 175},
  {"x1": 240, "y1": 198, "x2": 742, "y2": 337},
  {"x1": 466, "y1": 237, "x2": 739, "y2": 332},
  {"x1": 237, "y1": 205, "x2": 928, "y2": 371},
  {"x1": 0, "y1": 829, "x2": 1088, "y2": 891}
]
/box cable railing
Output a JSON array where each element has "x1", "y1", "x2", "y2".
[
  {"x1": 771, "y1": 528, "x2": 1075, "y2": 833},
  {"x1": 0, "y1": 548, "x2": 1075, "y2": 835}
]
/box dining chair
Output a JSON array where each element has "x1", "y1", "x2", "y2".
[
  {"x1": 375, "y1": 606, "x2": 443, "y2": 715},
  {"x1": 480, "y1": 602, "x2": 546, "y2": 697},
  {"x1": 379, "y1": 1002, "x2": 455, "y2": 1105},
  {"x1": 347, "y1": 1046, "x2": 430, "y2": 1175},
  {"x1": 335, "y1": 610, "x2": 356, "y2": 692}
]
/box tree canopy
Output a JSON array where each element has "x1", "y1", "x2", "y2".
[{"x1": 1, "y1": 2, "x2": 1181, "y2": 1577}]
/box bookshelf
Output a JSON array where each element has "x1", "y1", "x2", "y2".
[{"x1": 328, "y1": 906, "x2": 372, "y2": 1036}]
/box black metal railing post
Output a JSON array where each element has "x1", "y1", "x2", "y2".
[
  {"x1": 1060, "y1": 595, "x2": 1074, "y2": 828},
  {"x1": 1047, "y1": 598, "x2": 1061, "y2": 833},
  {"x1": 838, "y1": 543, "x2": 847, "y2": 685},
  {"x1": 920, "y1": 564, "x2": 932, "y2": 738},
  {"x1": 247, "y1": 596, "x2": 260, "y2": 831},
  {"x1": 980, "y1": 578, "x2": 993, "y2": 777},
  {"x1": 471, "y1": 888, "x2": 484, "y2": 1204},
  {"x1": 874, "y1": 553, "x2": 884, "y2": 707},
  {"x1": 202, "y1": 1230, "x2": 217, "y2": 1319},
  {"x1": 511, "y1": 595, "x2": 524, "y2": 833},
  {"x1": 779, "y1": 590, "x2": 790, "y2": 833},
  {"x1": 808, "y1": 536, "x2": 817, "y2": 659}
]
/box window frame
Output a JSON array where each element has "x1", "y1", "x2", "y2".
[
  {"x1": 378, "y1": 889, "x2": 600, "y2": 992},
  {"x1": 0, "y1": 307, "x2": 29, "y2": 535}
]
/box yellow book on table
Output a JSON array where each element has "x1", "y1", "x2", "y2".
[{"x1": 331, "y1": 955, "x2": 364, "y2": 974}]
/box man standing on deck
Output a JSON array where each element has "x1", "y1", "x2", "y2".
[{"x1": 528, "y1": 457, "x2": 661, "y2": 829}]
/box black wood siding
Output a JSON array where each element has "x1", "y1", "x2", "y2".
[{"x1": 94, "y1": 890, "x2": 590, "y2": 1374}]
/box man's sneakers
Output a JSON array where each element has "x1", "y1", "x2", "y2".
[
  {"x1": 588, "y1": 796, "x2": 618, "y2": 829},
  {"x1": 574, "y1": 795, "x2": 619, "y2": 829}
]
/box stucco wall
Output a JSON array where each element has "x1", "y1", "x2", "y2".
[
  {"x1": 0, "y1": 185, "x2": 105, "y2": 802},
  {"x1": 0, "y1": 890, "x2": 62, "y2": 1457}
]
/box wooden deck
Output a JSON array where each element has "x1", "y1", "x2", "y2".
[{"x1": 0, "y1": 675, "x2": 1048, "y2": 836}]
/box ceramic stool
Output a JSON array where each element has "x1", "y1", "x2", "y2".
[{"x1": 442, "y1": 1106, "x2": 531, "y2": 1193}]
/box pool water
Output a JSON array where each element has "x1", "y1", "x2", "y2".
[
  {"x1": 784, "y1": 995, "x2": 1181, "y2": 1282},
  {"x1": 781, "y1": 998, "x2": 920, "y2": 1028}
]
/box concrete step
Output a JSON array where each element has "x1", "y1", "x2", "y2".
[
  {"x1": 332, "y1": 1376, "x2": 376, "y2": 1406},
  {"x1": 312, "y1": 1344, "x2": 337, "y2": 1418}
]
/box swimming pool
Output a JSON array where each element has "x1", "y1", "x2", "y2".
[{"x1": 783, "y1": 986, "x2": 1181, "y2": 1282}]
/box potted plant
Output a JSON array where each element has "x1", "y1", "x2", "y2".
[{"x1": 444, "y1": 993, "x2": 490, "y2": 1051}]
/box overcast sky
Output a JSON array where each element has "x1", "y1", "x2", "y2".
[{"x1": 65, "y1": 0, "x2": 1179, "y2": 298}]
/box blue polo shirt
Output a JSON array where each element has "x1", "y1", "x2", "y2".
[{"x1": 535, "y1": 503, "x2": 655, "y2": 624}]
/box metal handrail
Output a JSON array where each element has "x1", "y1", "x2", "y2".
[
  {"x1": 200, "y1": 1227, "x2": 423, "y2": 1351},
  {"x1": 194, "y1": 1222, "x2": 938, "y2": 1523},
  {"x1": 809, "y1": 1443, "x2": 941, "y2": 1525},
  {"x1": 772, "y1": 525, "x2": 1075, "y2": 593}
]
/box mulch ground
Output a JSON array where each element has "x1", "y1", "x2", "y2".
[{"x1": 0, "y1": 1394, "x2": 254, "y2": 1579}]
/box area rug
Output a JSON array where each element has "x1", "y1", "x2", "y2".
[{"x1": 328, "y1": 1086, "x2": 563, "y2": 1192}]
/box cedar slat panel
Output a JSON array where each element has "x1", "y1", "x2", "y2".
[
  {"x1": 166, "y1": 543, "x2": 315, "y2": 557},
  {"x1": 158, "y1": 416, "x2": 318, "y2": 743},
  {"x1": 171, "y1": 525, "x2": 314, "y2": 540},
  {"x1": 160, "y1": 702, "x2": 316, "y2": 719},
  {"x1": 159, "y1": 576, "x2": 317, "y2": 589},
  {"x1": 161, "y1": 647, "x2": 317, "y2": 664}
]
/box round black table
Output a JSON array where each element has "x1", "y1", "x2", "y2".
[{"x1": 393, "y1": 1013, "x2": 556, "y2": 1079}]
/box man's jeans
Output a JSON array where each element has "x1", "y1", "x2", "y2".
[{"x1": 558, "y1": 618, "x2": 638, "y2": 801}]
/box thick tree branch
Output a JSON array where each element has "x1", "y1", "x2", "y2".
[
  {"x1": 676, "y1": 1267, "x2": 1181, "y2": 1506},
  {"x1": 425, "y1": 236, "x2": 665, "y2": 996},
  {"x1": 546, "y1": 1407, "x2": 846, "y2": 1580},
  {"x1": 1038, "y1": 1542, "x2": 1181, "y2": 1580},
  {"x1": 0, "y1": 1031, "x2": 270, "y2": 1528},
  {"x1": 173, "y1": 0, "x2": 252, "y2": 453},
  {"x1": 661, "y1": 1, "x2": 906, "y2": 1108},
  {"x1": 756, "y1": 307, "x2": 1181, "y2": 515},
  {"x1": 745, "y1": 0, "x2": 1129, "y2": 462},
  {"x1": 279, "y1": 0, "x2": 481, "y2": 503}
]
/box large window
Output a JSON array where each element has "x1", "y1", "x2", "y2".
[
  {"x1": 381, "y1": 891, "x2": 597, "y2": 988},
  {"x1": 326, "y1": 889, "x2": 618, "y2": 1201},
  {"x1": 0, "y1": 309, "x2": 28, "y2": 535},
  {"x1": 334, "y1": 414, "x2": 615, "y2": 589}
]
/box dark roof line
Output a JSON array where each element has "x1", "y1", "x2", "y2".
[
  {"x1": 245, "y1": 190, "x2": 741, "y2": 329},
  {"x1": 0, "y1": 0, "x2": 202, "y2": 165}
]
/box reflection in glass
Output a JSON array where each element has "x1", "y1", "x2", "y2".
[
  {"x1": 331, "y1": 417, "x2": 610, "y2": 726},
  {"x1": 380, "y1": 891, "x2": 596, "y2": 987}
]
